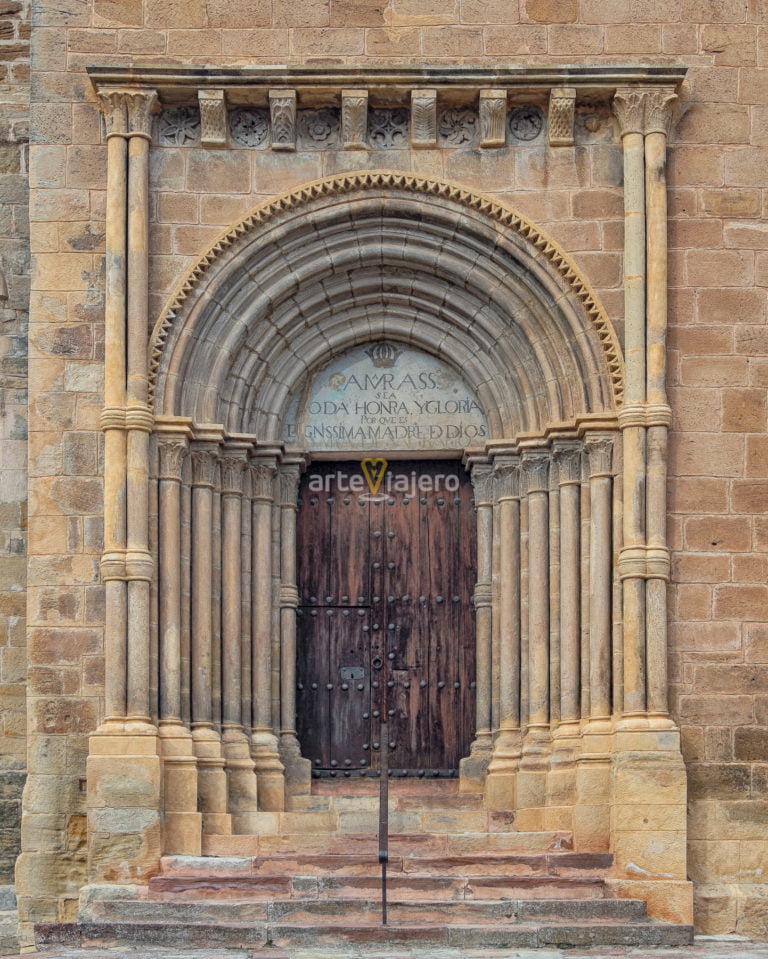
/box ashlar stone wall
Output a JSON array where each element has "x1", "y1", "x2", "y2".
[
  {"x1": 0, "y1": 0, "x2": 28, "y2": 886},
  {"x1": 18, "y1": 0, "x2": 768, "y2": 938}
]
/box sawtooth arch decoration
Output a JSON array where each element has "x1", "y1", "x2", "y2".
[{"x1": 149, "y1": 171, "x2": 624, "y2": 440}]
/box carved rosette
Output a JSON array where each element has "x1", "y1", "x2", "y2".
[
  {"x1": 439, "y1": 108, "x2": 477, "y2": 146},
  {"x1": 612, "y1": 88, "x2": 646, "y2": 137},
  {"x1": 157, "y1": 438, "x2": 187, "y2": 482},
  {"x1": 585, "y1": 435, "x2": 614, "y2": 478},
  {"x1": 494, "y1": 458, "x2": 521, "y2": 501},
  {"x1": 269, "y1": 89, "x2": 297, "y2": 151},
  {"x1": 190, "y1": 447, "x2": 219, "y2": 488},
  {"x1": 552, "y1": 443, "x2": 582, "y2": 487},
  {"x1": 522, "y1": 452, "x2": 550, "y2": 495},
  {"x1": 278, "y1": 464, "x2": 301, "y2": 507},
  {"x1": 341, "y1": 89, "x2": 368, "y2": 149},
  {"x1": 198, "y1": 89, "x2": 227, "y2": 148},
  {"x1": 548, "y1": 87, "x2": 576, "y2": 147},
  {"x1": 249, "y1": 460, "x2": 277, "y2": 502},
  {"x1": 471, "y1": 464, "x2": 495, "y2": 507},
  {"x1": 411, "y1": 89, "x2": 437, "y2": 149},
  {"x1": 220, "y1": 452, "x2": 246, "y2": 496},
  {"x1": 479, "y1": 89, "x2": 507, "y2": 148}
]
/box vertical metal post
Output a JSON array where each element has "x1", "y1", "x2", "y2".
[{"x1": 379, "y1": 720, "x2": 389, "y2": 926}]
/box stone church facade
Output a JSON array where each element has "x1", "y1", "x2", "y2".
[{"x1": 0, "y1": 0, "x2": 764, "y2": 950}]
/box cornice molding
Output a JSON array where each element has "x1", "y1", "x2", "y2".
[{"x1": 88, "y1": 63, "x2": 687, "y2": 101}]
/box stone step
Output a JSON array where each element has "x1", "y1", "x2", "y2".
[
  {"x1": 161, "y1": 850, "x2": 611, "y2": 880},
  {"x1": 149, "y1": 873, "x2": 609, "y2": 902},
  {"x1": 36, "y1": 919, "x2": 694, "y2": 951},
  {"x1": 200, "y1": 828, "x2": 572, "y2": 857}
]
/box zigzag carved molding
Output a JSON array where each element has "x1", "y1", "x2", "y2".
[{"x1": 148, "y1": 170, "x2": 625, "y2": 409}]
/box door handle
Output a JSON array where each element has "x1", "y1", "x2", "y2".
[{"x1": 372, "y1": 656, "x2": 383, "y2": 670}]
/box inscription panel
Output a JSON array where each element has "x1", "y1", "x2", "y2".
[{"x1": 283, "y1": 342, "x2": 489, "y2": 452}]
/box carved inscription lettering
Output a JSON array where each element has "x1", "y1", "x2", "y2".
[{"x1": 283, "y1": 342, "x2": 488, "y2": 452}]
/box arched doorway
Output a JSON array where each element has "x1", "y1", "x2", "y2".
[{"x1": 143, "y1": 172, "x2": 624, "y2": 842}]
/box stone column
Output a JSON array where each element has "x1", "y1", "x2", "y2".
[
  {"x1": 124, "y1": 91, "x2": 158, "y2": 727},
  {"x1": 486, "y1": 457, "x2": 522, "y2": 811},
  {"x1": 644, "y1": 89, "x2": 677, "y2": 726},
  {"x1": 84, "y1": 88, "x2": 163, "y2": 888},
  {"x1": 613, "y1": 88, "x2": 648, "y2": 723},
  {"x1": 574, "y1": 434, "x2": 614, "y2": 852},
  {"x1": 459, "y1": 463, "x2": 494, "y2": 791},
  {"x1": 220, "y1": 448, "x2": 260, "y2": 832},
  {"x1": 278, "y1": 461, "x2": 312, "y2": 795},
  {"x1": 190, "y1": 445, "x2": 231, "y2": 835},
  {"x1": 250, "y1": 456, "x2": 285, "y2": 811},
  {"x1": 546, "y1": 442, "x2": 582, "y2": 817},
  {"x1": 97, "y1": 89, "x2": 129, "y2": 729},
  {"x1": 516, "y1": 451, "x2": 551, "y2": 826},
  {"x1": 157, "y1": 433, "x2": 200, "y2": 855}
]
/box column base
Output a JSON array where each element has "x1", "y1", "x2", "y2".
[
  {"x1": 280, "y1": 732, "x2": 311, "y2": 797},
  {"x1": 86, "y1": 726, "x2": 163, "y2": 883},
  {"x1": 459, "y1": 733, "x2": 493, "y2": 794},
  {"x1": 611, "y1": 727, "x2": 688, "y2": 898},
  {"x1": 222, "y1": 725, "x2": 261, "y2": 835},
  {"x1": 191, "y1": 724, "x2": 231, "y2": 836},
  {"x1": 485, "y1": 727, "x2": 521, "y2": 811},
  {"x1": 252, "y1": 728, "x2": 285, "y2": 811},
  {"x1": 573, "y1": 721, "x2": 613, "y2": 852},
  {"x1": 159, "y1": 722, "x2": 201, "y2": 856}
]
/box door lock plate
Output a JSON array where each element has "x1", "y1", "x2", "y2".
[{"x1": 340, "y1": 666, "x2": 365, "y2": 681}]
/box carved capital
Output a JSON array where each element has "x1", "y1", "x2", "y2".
[
  {"x1": 270, "y1": 88, "x2": 296, "y2": 152},
  {"x1": 124, "y1": 89, "x2": 160, "y2": 140},
  {"x1": 220, "y1": 451, "x2": 246, "y2": 495},
  {"x1": 612, "y1": 88, "x2": 646, "y2": 137},
  {"x1": 585, "y1": 435, "x2": 613, "y2": 478},
  {"x1": 341, "y1": 89, "x2": 368, "y2": 149},
  {"x1": 411, "y1": 89, "x2": 437, "y2": 148},
  {"x1": 278, "y1": 463, "x2": 301, "y2": 507},
  {"x1": 494, "y1": 457, "x2": 520, "y2": 501},
  {"x1": 157, "y1": 437, "x2": 187, "y2": 481},
  {"x1": 522, "y1": 452, "x2": 550, "y2": 494},
  {"x1": 644, "y1": 88, "x2": 677, "y2": 136},
  {"x1": 190, "y1": 447, "x2": 219, "y2": 488},
  {"x1": 479, "y1": 89, "x2": 507, "y2": 148},
  {"x1": 98, "y1": 87, "x2": 129, "y2": 139},
  {"x1": 549, "y1": 87, "x2": 576, "y2": 147},
  {"x1": 471, "y1": 464, "x2": 495, "y2": 506},
  {"x1": 198, "y1": 88, "x2": 227, "y2": 148},
  {"x1": 552, "y1": 442, "x2": 582, "y2": 486},
  {"x1": 249, "y1": 460, "x2": 277, "y2": 501}
]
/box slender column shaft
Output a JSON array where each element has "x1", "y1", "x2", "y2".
[
  {"x1": 191, "y1": 450, "x2": 216, "y2": 727},
  {"x1": 556, "y1": 446, "x2": 581, "y2": 724},
  {"x1": 240, "y1": 467, "x2": 253, "y2": 732},
  {"x1": 548, "y1": 481, "x2": 561, "y2": 728},
  {"x1": 99, "y1": 95, "x2": 129, "y2": 723},
  {"x1": 644, "y1": 94, "x2": 676, "y2": 720},
  {"x1": 587, "y1": 437, "x2": 614, "y2": 720},
  {"x1": 614, "y1": 89, "x2": 648, "y2": 719},
  {"x1": 472, "y1": 465, "x2": 494, "y2": 748},
  {"x1": 250, "y1": 458, "x2": 285, "y2": 810},
  {"x1": 158, "y1": 440, "x2": 186, "y2": 722},
  {"x1": 123, "y1": 92, "x2": 157, "y2": 723},
  {"x1": 525, "y1": 455, "x2": 550, "y2": 730},
  {"x1": 211, "y1": 464, "x2": 222, "y2": 727},
  {"x1": 221, "y1": 456, "x2": 244, "y2": 727},
  {"x1": 279, "y1": 465, "x2": 300, "y2": 744},
  {"x1": 180, "y1": 469, "x2": 192, "y2": 726},
  {"x1": 497, "y1": 463, "x2": 521, "y2": 733}
]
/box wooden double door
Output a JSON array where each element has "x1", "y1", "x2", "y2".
[{"x1": 296, "y1": 460, "x2": 476, "y2": 777}]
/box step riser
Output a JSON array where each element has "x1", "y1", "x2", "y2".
[{"x1": 36, "y1": 921, "x2": 694, "y2": 951}]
